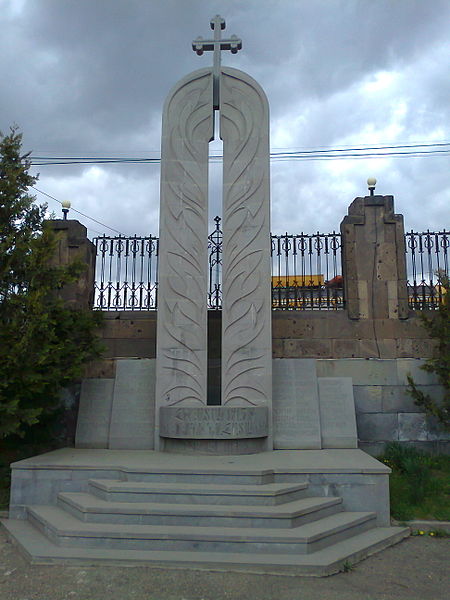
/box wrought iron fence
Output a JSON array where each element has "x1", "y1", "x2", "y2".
[
  {"x1": 405, "y1": 230, "x2": 449, "y2": 309},
  {"x1": 93, "y1": 217, "x2": 343, "y2": 311},
  {"x1": 93, "y1": 222, "x2": 449, "y2": 312},
  {"x1": 271, "y1": 231, "x2": 343, "y2": 310},
  {"x1": 94, "y1": 235, "x2": 159, "y2": 310},
  {"x1": 208, "y1": 216, "x2": 222, "y2": 309}
]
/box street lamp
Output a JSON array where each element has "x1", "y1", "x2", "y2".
[
  {"x1": 61, "y1": 199, "x2": 71, "y2": 220},
  {"x1": 367, "y1": 177, "x2": 377, "y2": 196}
]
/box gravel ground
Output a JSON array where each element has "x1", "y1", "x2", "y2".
[{"x1": 0, "y1": 529, "x2": 449, "y2": 600}]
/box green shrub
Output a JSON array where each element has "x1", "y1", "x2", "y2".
[
  {"x1": 0, "y1": 127, "x2": 103, "y2": 440},
  {"x1": 378, "y1": 442, "x2": 450, "y2": 520},
  {"x1": 407, "y1": 273, "x2": 450, "y2": 431}
]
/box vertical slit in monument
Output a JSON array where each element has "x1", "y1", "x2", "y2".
[{"x1": 207, "y1": 110, "x2": 223, "y2": 405}]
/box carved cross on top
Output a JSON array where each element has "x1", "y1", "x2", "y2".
[{"x1": 192, "y1": 15, "x2": 242, "y2": 109}]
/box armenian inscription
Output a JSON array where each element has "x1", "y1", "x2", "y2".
[
  {"x1": 272, "y1": 359, "x2": 322, "y2": 449},
  {"x1": 160, "y1": 406, "x2": 268, "y2": 439}
]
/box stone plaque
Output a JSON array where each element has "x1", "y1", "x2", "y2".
[
  {"x1": 318, "y1": 377, "x2": 357, "y2": 448},
  {"x1": 159, "y1": 406, "x2": 268, "y2": 439},
  {"x1": 272, "y1": 359, "x2": 322, "y2": 449},
  {"x1": 109, "y1": 359, "x2": 155, "y2": 450},
  {"x1": 75, "y1": 379, "x2": 114, "y2": 449}
]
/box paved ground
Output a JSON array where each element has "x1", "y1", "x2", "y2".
[{"x1": 0, "y1": 529, "x2": 448, "y2": 600}]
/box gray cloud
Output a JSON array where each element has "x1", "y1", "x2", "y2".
[{"x1": 1, "y1": 0, "x2": 448, "y2": 239}]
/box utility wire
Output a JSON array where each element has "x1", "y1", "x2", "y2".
[
  {"x1": 29, "y1": 139, "x2": 450, "y2": 236},
  {"x1": 30, "y1": 142, "x2": 450, "y2": 165},
  {"x1": 31, "y1": 186, "x2": 125, "y2": 235}
]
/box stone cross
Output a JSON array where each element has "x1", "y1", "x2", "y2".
[
  {"x1": 192, "y1": 15, "x2": 242, "y2": 109},
  {"x1": 156, "y1": 17, "x2": 271, "y2": 453}
]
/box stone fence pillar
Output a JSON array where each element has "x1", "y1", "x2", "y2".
[
  {"x1": 340, "y1": 195, "x2": 409, "y2": 320},
  {"x1": 47, "y1": 219, "x2": 96, "y2": 309}
]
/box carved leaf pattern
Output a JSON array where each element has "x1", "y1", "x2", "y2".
[
  {"x1": 156, "y1": 70, "x2": 213, "y2": 407},
  {"x1": 220, "y1": 69, "x2": 272, "y2": 407}
]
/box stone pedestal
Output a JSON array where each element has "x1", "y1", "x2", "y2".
[
  {"x1": 340, "y1": 195, "x2": 408, "y2": 320},
  {"x1": 47, "y1": 219, "x2": 96, "y2": 309}
]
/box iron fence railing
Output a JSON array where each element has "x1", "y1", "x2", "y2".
[
  {"x1": 93, "y1": 217, "x2": 343, "y2": 311},
  {"x1": 94, "y1": 235, "x2": 159, "y2": 310},
  {"x1": 271, "y1": 231, "x2": 343, "y2": 310},
  {"x1": 405, "y1": 230, "x2": 449, "y2": 310},
  {"x1": 93, "y1": 223, "x2": 448, "y2": 312}
]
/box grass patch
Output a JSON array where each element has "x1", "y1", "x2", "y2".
[{"x1": 378, "y1": 442, "x2": 450, "y2": 521}]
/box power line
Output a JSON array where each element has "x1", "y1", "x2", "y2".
[
  {"x1": 28, "y1": 139, "x2": 450, "y2": 236},
  {"x1": 29, "y1": 142, "x2": 450, "y2": 166},
  {"x1": 31, "y1": 186, "x2": 125, "y2": 235}
]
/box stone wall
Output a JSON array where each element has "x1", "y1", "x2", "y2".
[
  {"x1": 317, "y1": 358, "x2": 448, "y2": 455},
  {"x1": 85, "y1": 351, "x2": 448, "y2": 455},
  {"x1": 64, "y1": 193, "x2": 448, "y2": 454},
  {"x1": 91, "y1": 309, "x2": 436, "y2": 361}
]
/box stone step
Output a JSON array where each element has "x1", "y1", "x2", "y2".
[
  {"x1": 57, "y1": 492, "x2": 343, "y2": 528},
  {"x1": 26, "y1": 505, "x2": 377, "y2": 555},
  {"x1": 1, "y1": 517, "x2": 409, "y2": 576},
  {"x1": 88, "y1": 479, "x2": 309, "y2": 505},
  {"x1": 122, "y1": 468, "x2": 276, "y2": 485}
]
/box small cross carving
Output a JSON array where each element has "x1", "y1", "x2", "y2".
[{"x1": 192, "y1": 15, "x2": 242, "y2": 109}]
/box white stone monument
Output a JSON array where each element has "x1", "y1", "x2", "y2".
[
  {"x1": 155, "y1": 16, "x2": 272, "y2": 453},
  {"x1": 4, "y1": 20, "x2": 406, "y2": 572}
]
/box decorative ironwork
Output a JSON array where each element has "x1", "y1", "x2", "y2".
[
  {"x1": 94, "y1": 235, "x2": 159, "y2": 310},
  {"x1": 208, "y1": 216, "x2": 222, "y2": 309},
  {"x1": 93, "y1": 219, "x2": 343, "y2": 311},
  {"x1": 271, "y1": 231, "x2": 343, "y2": 310},
  {"x1": 405, "y1": 230, "x2": 449, "y2": 310}
]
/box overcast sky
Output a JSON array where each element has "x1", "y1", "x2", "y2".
[{"x1": 1, "y1": 0, "x2": 449, "y2": 239}]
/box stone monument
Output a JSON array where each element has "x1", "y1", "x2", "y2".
[
  {"x1": 155, "y1": 15, "x2": 272, "y2": 453},
  {"x1": 2, "y1": 17, "x2": 408, "y2": 573}
]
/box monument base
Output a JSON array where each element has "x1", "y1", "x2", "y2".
[
  {"x1": 159, "y1": 406, "x2": 270, "y2": 454},
  {"x1": 161, "y1": 437, "x2": 268, "y2": 455},
  {"x1": 2, "y1": 448, "x2": 408, "y2": 576}
]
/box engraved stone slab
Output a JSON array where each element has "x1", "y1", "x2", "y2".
[
  {"x1": 272, "y1": 359, "x2": 321, "y2": 449},
  {"x1": 109, "y1": 359, "x2": 155, "y2": 450},
  {"x1": 75, "y1": 379, "x2": 114, "y2": 449},
  {"x1": 160, "y1": 406, "x2": 268, "y2": 439},
  {"x1": 220, "y1": 68, "x2": 272, "y2": 413},
  {"x1": 155, "y1": 68, "x2": 214, "y2": 448},
  {"x1": 318, "y1": 377, "x2": 358, "y2": 448}
]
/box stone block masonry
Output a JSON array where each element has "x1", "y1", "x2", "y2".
[{"x1": 81, "y1": 356, "x2": 447, "y2": 454}]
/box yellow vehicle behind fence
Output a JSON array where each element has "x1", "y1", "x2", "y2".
[{"x1": 271, "y1": 275, "x2": 344, "y2": 309}]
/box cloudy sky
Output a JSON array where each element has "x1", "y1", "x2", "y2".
[{"x1": 1, "y1": 0, "x2": 449, "y2": 239}]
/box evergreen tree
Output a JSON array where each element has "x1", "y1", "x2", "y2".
[
  {"x1": 0, "y1": 127, "x2": 103, "y2": 438},
  {"x1": 407, "y1": 272, "x2": 450, "y2": 431}
]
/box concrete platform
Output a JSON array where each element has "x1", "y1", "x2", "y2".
[
  {"x1": 1, "y1": 517, "x2": 408, "y2": 576},
  {"x1": 7, "y1": 448, "x2": 392, "y2": 524},
  {"x1": 8, "y1": 447, "x2": 391, "y2": 472},
  {"x1": 1, "y1": 448, "x2": 409, "y2": 575}
]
